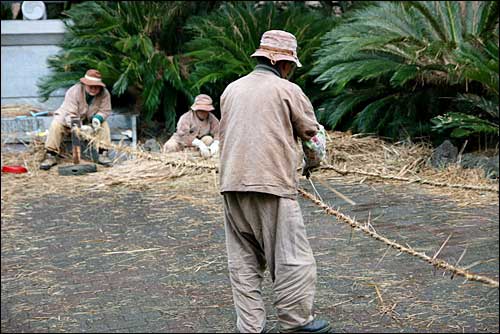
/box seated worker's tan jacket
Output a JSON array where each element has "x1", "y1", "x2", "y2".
[
  {"x1": 170, "y1": 110, "x2": 220, "y2": 147},
  {"x1": 219, "y1": 67, "x2": 319, "y2": 199},
  {"x1": 53, "y1": 83, "x2": 112, "y2": 127}
]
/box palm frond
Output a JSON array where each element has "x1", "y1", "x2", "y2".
[
  {"x1": 185, "y1": 1, "x2": 337, "y2": 104},
  {"x1": 37, "y1": 1, "x2": 210, "y2": 126},
  {"x1": 312, "y1": 1, "x2": 499, "y2": 142}
]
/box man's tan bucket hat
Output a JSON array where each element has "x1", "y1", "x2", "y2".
[
  {"x1": 251, "y1": 30, "x2": 302, "y2": 67},
  {"x1": 191, "y1": 94, "x2": 215, "y2": 112},
  {"x1": 80, "y1": 69, "x2": 106, "y2": 87}
]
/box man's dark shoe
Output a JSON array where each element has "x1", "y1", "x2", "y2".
[
  {"x1": 40, "y1": 153, "x2": 57, "y2": 170},
  {"x1": 282, "y1": 319, "x2": 332, "y2": 333}
]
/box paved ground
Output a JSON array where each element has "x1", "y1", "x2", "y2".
[{"x1": 1, "y1": 165, "x2": 499, "y2": 333}]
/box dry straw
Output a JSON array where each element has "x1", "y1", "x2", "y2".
[{"x1": 323, "y1": 131, "x2": 498, "y2": 193}]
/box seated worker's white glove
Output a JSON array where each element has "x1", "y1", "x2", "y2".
[
  {"x1": 91, "y1": 115, "x2": 103, "y2": 130},
  {"x1": 80, "y1": 125, "x2": 94, "y2": 135},
  {"x1": 209, "y1": 140, "x2": 219, "y2": 156},
  {"x1": 192, "y1": 138, "x2": 211, "y2": 158}
]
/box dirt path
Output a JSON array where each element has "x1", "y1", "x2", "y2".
[{"x1": 1, "y1": 168, "x2": 498, "y2": 333}]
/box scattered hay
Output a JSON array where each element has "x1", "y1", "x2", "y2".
[
  {"x1": 84, "y1": 158, "x2": 192, "y2": 190},
  {"x1": 1, "y1": 130, "x2": 497, "y2": 209},
  {"x1": 1, "y1": 140, "x2": 46, "y2": 172},
  {"x1": 320, "y1": 131, "x2": 498, "y2": 205},
  {"x1": 1, "y1": 136, "x2": 219, "y2": 218},
  {"x1": 325, "y1": 131, "x2": 432, "y2": 176}
]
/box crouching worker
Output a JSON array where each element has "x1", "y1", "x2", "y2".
[
  {"x1": 40, "y1": 69, "x2": 113, "y2": 170},
  {"x1": 163, "y1": 94, "x2": 220, "y2": 158}
]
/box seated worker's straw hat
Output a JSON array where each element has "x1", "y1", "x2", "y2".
[
  {"x1": 191, "y1": 94, "x2": 215, "y2": 111},
  {"x1": 80, "y1": 69, "x2": 106, "y2": 87}
]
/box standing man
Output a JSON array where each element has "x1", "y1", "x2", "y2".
[
  {"x1": 219, "y1": 30, "x2": 331, "y2": 333},
  {"x1": 163, "y1": 94, "x2": 220, "y2": 158},
  {"x1": 40, "y1": 69, "x2": 113, "y2": 170}
]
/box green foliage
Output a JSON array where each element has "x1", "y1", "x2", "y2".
[
  {"x1": 1, "y1": 2, "x2": 13, "y2": 20},
  {"x1": 454, "y1": 40, "x2": 499, "y2": 96},
  {"x1": 312, "y1": 1, "x2": 499, "y2": 142},
  {"x1": 184, "y1": 1, "x2": 337, "y2": 106},
  {"x1": 455, "y1": 93, "x2": 499, "y2": 119},
  {"x1": 37, "y1": 1, "x2": 220, "y2": 132},
  {"x1": 431, "y1": 112, "x2": 498, "y2": 138}
]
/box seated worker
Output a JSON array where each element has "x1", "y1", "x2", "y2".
[
  {"x1": 40, "y1": 69, "x2": 113, "y2": 170},
  {"x1": 163, "y1": 94, "x2": 220, "y2": 158}
]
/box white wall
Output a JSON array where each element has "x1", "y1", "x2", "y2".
[{"x1": 1, "y1": 19, "x2": 67, "y2": 110}]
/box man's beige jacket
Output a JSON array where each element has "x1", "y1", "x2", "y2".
[
  {"x1": 219, "y1": 67, "x2": 319, "y2": 199},
  {"x1": 53, "y1": 83, "x2": 112, "y2": 127}
]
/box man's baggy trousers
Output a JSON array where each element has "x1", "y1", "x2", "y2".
[{"x1": 223, "y1": 192, "x2": 317, "y2": 333}]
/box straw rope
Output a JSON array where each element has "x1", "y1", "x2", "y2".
[
  {"x1": 298, "y1": 188, "x2": 499, "y2": 288},
  {"x1": 321, "y1": 164, "x2": 499, "y2": 193}
]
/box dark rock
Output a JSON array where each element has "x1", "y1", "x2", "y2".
[
  {"x1": 485, "y1": 155, "x2": 499, "y2": 179},
  {"x1": 143, "y1": 138, "x2": 161, "y2": 152},
  {"x1": 430, "y1": 140, "x2": 458, "y2": 168},
  {"x1": 460, "y1": 153, "x2": 486, "y2": 169},
  {"x1": 461, "y1": 153, "x2": 499, "y2": 179}
]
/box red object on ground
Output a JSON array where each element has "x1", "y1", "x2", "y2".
[{"x1": 2, "y1": 165, "x2": 28, "y2": 174}]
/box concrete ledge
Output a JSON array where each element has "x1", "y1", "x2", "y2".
[
  {"x1": 0, "y1": 97, "x2": 66, "y2": 110},
  {"x1": 1, "y1": 19, "x2": 66, "y2": 46}
]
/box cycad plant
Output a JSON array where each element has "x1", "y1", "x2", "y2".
[
  {"x1": 184, "y1": 1, "x2": 338, "y2": 108},
  {"x1": 38, "y1": 1, "x2": 220, "y2": 133},
  {"x1": 431, "y1": 38, "x2": 499, "y2": 139},
  {"x1": 312, "y1": 1, "x2": 499, "y2": 143}
]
